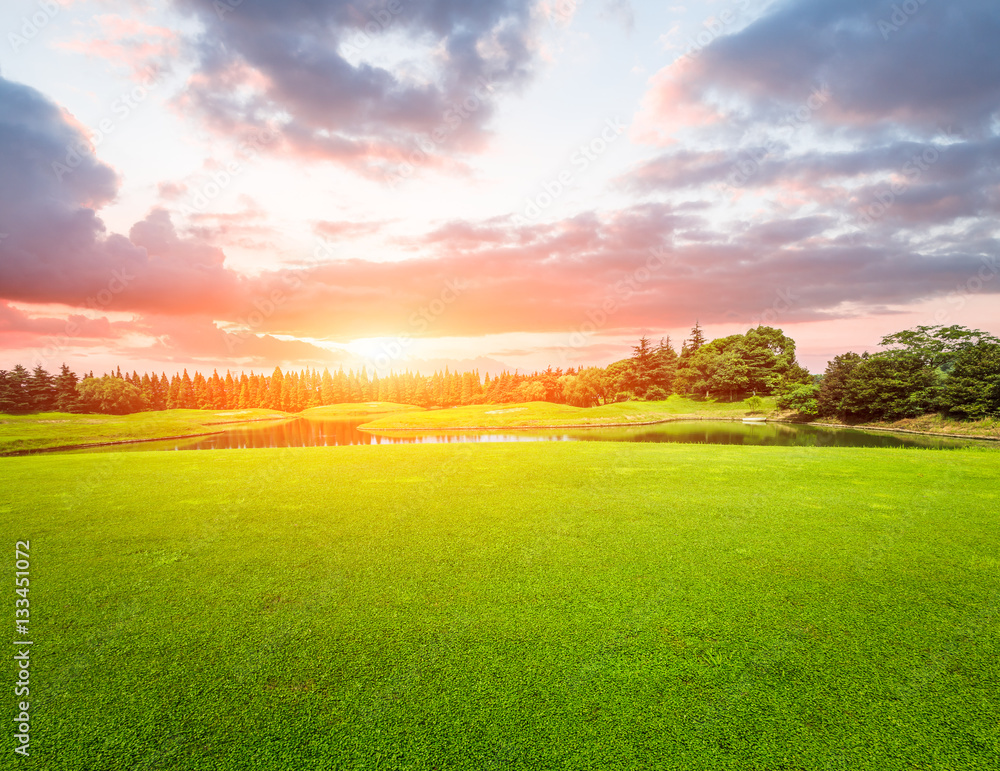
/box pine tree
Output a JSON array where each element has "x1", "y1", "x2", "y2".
[
  {"x1": 26, "y1": 364, "x2": 56, "y2": 411},
  {"x1": 686, "y1": 322, "x2": 706, "y2": 355},
  {"x1": 166, "y1": 375, "x2": 181, "y2": 409},
  {"x1": 179, "y1": 370, "x2": 195, "y2": 408},
  {"x1": 3, "y1": 365, "x2": 32, "y2": 413},
  {"x1": 54, "y1": 364, "x2": 81, "y2": 412}
]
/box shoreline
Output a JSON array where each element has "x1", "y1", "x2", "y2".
[
  {"x1": 4, "y1": 415, "x2": 997, "y2": 456},
  {"x1": 0, "y1": 431, "x2": 227, "y2": 457},
  {"x1": 791, "y1": 420, "x2": 1000, "y2": 442},
  {"x1": 363, "y1": 415, "x2": 1000, "y2": 442},
  {"x1": 359, "y1": 416, "x2": 750, "y2": 432}
]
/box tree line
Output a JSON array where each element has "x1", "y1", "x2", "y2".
[
  {"x1": 0, "y1": 323, "x2": 997, "y2": 421},
  {"x1": 810, "y1": 325, "x2": 1000, "y2": 422}
]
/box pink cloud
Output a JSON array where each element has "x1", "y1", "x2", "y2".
[
  {"x1": 631, "y1": 57, "x2": 725, "y2": 146},
  {"x1": 58, "y1": 14, "x2": 179, "y2": 80}
]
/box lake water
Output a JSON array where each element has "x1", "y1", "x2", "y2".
[{"x1": 67, "y1": 417, "x2": 996, "y2": 453}]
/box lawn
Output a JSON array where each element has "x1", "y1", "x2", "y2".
[
  {"x1": 0, "y1": 409, "x2": 291, "y2": 454},
  {"x1": 2, "y1": 442, "x2": 998, "y2": 769},
  {"x1": 359, "y1": 396, "x2": 774, "y2": 431}
]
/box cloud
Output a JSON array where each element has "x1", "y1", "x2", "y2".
[
  {"x1": 122, "y1": 315, "x2": 345, "y2": 367},
  {"x1": 0, "y1": 301, "x2": 123, "y2": 352},
  {"x1": 57, "y1": 13, "x2": 180, "y2": 80},
  {"x1": 633, "y1": 0, "x2": 1000, "y2": 141},
  {"x1": 600, "y1": 0, "x2": 635, "y2": 33},
  {"x1": 170, "y1": 0, "x2": 541, "y2": 174},
  {"x1": 241, "y1": 203, "x2": 999, "y2": 340},
  {"x1": 0, "y1": 76, "x2": 256, "y2": 317},
  {"x1": 314, "y1": 219, "x2": 391, "y2": 240}
]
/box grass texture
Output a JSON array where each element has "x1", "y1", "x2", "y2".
[{"x1": 1, "y1": 442, "x2": 998, "y2": 769}]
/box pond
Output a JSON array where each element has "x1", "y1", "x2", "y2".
[{"x1": 67, "y1": 418, "x2": 997, "y2": 453}]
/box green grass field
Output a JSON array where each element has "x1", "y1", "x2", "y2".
[
  {"x1": 360, "y1": 396, "x2": 773, "y2": 431},
  {"x1": 3, "y1": 442, "x2": 998, "y2": 769},
  {"x1": 0, "y1": 409, "x2": 291, "y2": 454}
]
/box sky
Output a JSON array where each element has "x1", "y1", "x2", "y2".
[{"x1": 1, "y1": 0, "x2": 998, "y2": 378}]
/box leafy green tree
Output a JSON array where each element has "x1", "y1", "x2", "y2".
[
  {"x1": 817, "y1": 353, "x2": 863, "y2": 417},
  {"x1": 645, "y1": 385, "x2": 669, "y2": 401},
  {"x1": 740, "y1": 326, "x2": 811, "y2": 394},
  {"x1": 776, "y1": 383, "x2": 820, "y2": 417},
  {"x1": 880, "y1": 325, "x2": 999, "y2": 372},
  {"x1": 710, "y1": 349, "x2": 750, "y2": 401},
  {"x1": 674, "y1": 326, "x2": 809, "y2": 400},
  {"x1": 944, "y1": 343, "x2": 1000, "y2": 419},
  {"x1": 76, "y1": 375, "x2": 146, "y2": 415},
  {"x1": 605, "y1": 358, "x2": 637, "y2": 399},
  {"x1": 839, "y1": 354, "x2": 940, "y2": 422},
  {"x1": 674, "y1": 346, "x2": 717, "y2": 398}
]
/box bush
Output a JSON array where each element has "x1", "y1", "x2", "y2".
[
  {"x1": 745, "y1": 396, "x2": 764, "y2": 413},
  {"x1": 776, "y1": 384, "x2": 819, "y2": 417},
  {"x1": 644, "y1": 386, "x2": 669, "y2": 402}
]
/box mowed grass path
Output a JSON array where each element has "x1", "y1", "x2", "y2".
[{"x1": 2, "y1": 443, "x2": 998, "y2": 770}]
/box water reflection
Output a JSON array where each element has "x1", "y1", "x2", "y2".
[
  {"x1": 64, "y1": 417, "x2": 996, "y2": 453},
  {"x1": 564, "y1": 421, "x2": 990, "y2": 449}
]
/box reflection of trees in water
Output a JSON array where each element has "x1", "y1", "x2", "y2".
[
  {"x1": 568, "y1": 421, "x2": 986, "y2": 450},
  {"x1": 72, "y1": 418, "x2": 994, "y2": 454}
]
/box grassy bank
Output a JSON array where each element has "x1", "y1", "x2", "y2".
[
  {"x1": 359, "y1": 396, "x2": 773, "y2": 431},
  {"x1": 0, "y1": 404, "x2": 425, "y2": 454},
  {"x1": 0, "y1": 408, "x2": 291, "y2": 454},
  {"x1": 842, "y1": 413, "x2": 1000, "y2": 441},
  {"x1": 299, "y1": 402, "x2": 423, "y2": 420},
  {"x1": 2, "y1": 442, "x2": 997, "y2": 769}
]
